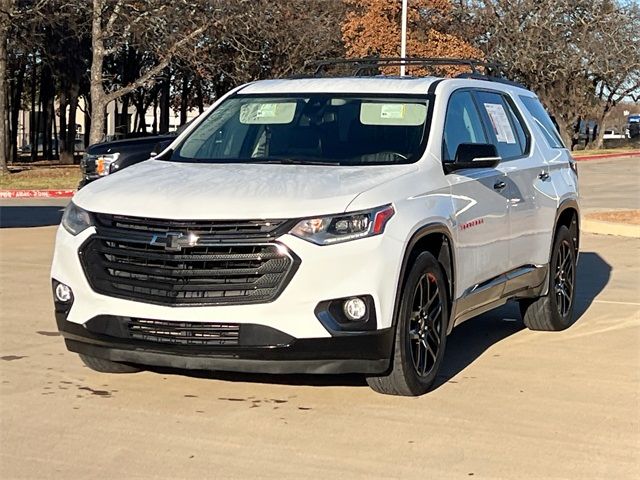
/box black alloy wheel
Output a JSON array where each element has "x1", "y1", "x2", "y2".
[
  {"x1": 554, "y1": 238, "x2": 575, "y2": 317},
  {"x1": 409, "y1": 272, "x2": 443, "y2": 377}
]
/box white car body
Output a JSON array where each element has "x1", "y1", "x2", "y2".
[
  {"x1": 51, "y1": 74, "x2": 579, "y2": 390},
  {"x1": 602, "y1": 130, "x2": 625, "y2": 140}
]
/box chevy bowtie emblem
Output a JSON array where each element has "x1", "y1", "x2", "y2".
[{"x1": 150, "y1": 232, "x2": 199, "y2": 251}]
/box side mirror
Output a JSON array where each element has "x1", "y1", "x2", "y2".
[{"x1": 446, "y1": 143, "x2": 501, "y2": 172}]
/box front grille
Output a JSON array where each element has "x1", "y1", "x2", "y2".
[
  {"x1": 94, "y1": 213, "x2": 292, "y2": 242},
  {"x1": 127, "y1": 318, "x2": 240, "y2": 345},
  {"x1": 80, "y1": 216, "x2": 299, "y2": 306}
]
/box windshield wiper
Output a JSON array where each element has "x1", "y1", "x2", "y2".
[{"x1": 242, "y1": 157, "x2": 342, "y2": 166}]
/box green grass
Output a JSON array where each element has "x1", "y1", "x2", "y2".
[{"x1": 0, "y1": 167, "x2": 81, "y2": 190}]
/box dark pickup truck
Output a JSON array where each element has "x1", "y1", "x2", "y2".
[{"x1": 79, "y1": 134, "x2": 175, "y2": 188}]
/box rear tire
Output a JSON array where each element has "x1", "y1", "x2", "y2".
[
  {"x1": 519, "y1": 225, "x2": 577, "y2": 331},
  {"x1": 367, "y1": 252, "x2": 448, "y2": 396},
  {"x1": 78, "y1": 354, "x2": 141, "y2": 373}
]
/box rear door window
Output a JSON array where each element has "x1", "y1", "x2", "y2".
[{"x1": 474, "y1": 91, "x2": 528, "y2": 160}]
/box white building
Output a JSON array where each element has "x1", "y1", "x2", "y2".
[{"x1": 17, "y1": 97, "x2": 201, "y2": 152}]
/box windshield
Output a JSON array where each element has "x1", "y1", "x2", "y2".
[{"x1": 171, "y1": 94, "x2": 431, "y2": 166}]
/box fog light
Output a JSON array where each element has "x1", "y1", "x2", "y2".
[
  {"x1": 343, "y1": 297, "x2": 367, "y2": 321},
  {"x1": 55, "y1": 283, "x2": 72, "y2": 303}
]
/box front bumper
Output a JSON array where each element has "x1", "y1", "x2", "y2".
[
  {"x1": 56, "y1": 312, "x2": 393, "y2": 374},
  {"x1": 51, "y1": 223, "x2": 405, "y2": 374}
]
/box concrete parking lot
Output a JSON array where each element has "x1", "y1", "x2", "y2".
[{"x1": 1, "y1": 158, "x2": 639, "y2": 479}]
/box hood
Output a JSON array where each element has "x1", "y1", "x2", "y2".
[
  {"x1": 74, "y1": 159, "x2": 418, "y2": 219},
  {"x1": 87, "y1": 135, "x2": 176, "y2": 155}
]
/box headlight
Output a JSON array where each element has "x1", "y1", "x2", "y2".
[
  {"x1": 290, "y1": 205, "x2": 395, "y2": 245},
  {"x1": 61, "y1": 202, "x2": 93, "y2": 236},
  {"x1": 95, "y1": 152, "x2": 120, "y2": 176}
]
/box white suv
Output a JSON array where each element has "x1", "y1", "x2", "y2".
[{"x1": 52, "y1": 62, "x2": 579, "y2": 396}]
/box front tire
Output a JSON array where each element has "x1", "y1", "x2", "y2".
[
  {"x1": 78, "y1": 354, "x2": 142, "y2": 373},
  {"x1": 367, "y1": 252, "x2": 448, "y2": 396},
  {"x1": 519, "y1": 225, "x2": 577, "y2": 331}
]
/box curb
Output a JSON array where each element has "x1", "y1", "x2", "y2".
[
  {"x1": 582, "y1": 217, "x2": 640, "y2": 238},
  {"x1": 0, "y1": 189, "x2": 75, "y2": 199},
  {"x1": 573, "y1": 150, "x2": 640, "y2": 161}
]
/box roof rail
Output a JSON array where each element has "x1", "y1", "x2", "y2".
[
  {"x1": 303, "y1": 57, "x2": 526, "y2": 88},
  {"x1": 311, "y1": 57, "x2": 503, "y2": 76}
]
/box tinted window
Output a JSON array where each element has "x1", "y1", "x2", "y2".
[
  {"x1": 172, "y1": 94, "x2": 430, "y2": 166},
  {"x1": 475, "y1": 91, "x2": 527, "y2": 160},
  {"x1": 442, "y1": 91, "x2": 488, "y2": 161},
  {"x1": 520, "y1": 96, "x2": 565, "y2": 148}
]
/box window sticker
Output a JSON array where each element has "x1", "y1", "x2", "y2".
[
  {"x1": 239, "y1": 102, "x2": 297, "y2": 124},
  {"x1": 381, "y1": 104, "x2": 405, "y2": 119},
  {"x1": 483, "y1": 103, "x2": 516, "y2": 144},
  {"x1": 360, "y1": 103, "x2": 426, "y2": 126}
]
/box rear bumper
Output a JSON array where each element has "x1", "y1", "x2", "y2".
[{"x1": 56, "y1": 313, "x2": 393, "y2": 375}]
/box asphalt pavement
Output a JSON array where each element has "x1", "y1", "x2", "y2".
[{"x1": 0, "y1": 158, "x2": 638, "y2": 479}]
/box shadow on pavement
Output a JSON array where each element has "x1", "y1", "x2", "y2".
[
  {"x1": 432, "y1": 251, "x2": 610, "y2": 389},
  {"x1": 128, "y1": 253, "x2": 615, "y2": 391},
  {"x1": 573, "y1": 251, "x2": 611, "y2": 320},
  {"x1": 0, "y1": 206, "x2": 64, "y2": 228}
]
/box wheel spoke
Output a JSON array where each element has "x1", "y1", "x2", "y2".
[
  {"x1": 426, "y1": 324, "x2": 440, "y2": 347},
  {"x1": 412, "y1": 338, "x2": 422, "y2": 371},
  {"x1": 424, "y1": 338, "x2": 436, "y2": 365}
]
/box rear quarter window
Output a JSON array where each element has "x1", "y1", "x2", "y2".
[{"x1": 520, "y1": 96, "x2": 565, "y2": 149}]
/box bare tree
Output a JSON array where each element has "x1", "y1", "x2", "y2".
[
  {"x1": 0, "y1": 0, "x2": 15, "y2": 172},
  {"x1": 87, "y1": 0, "x2": 215, "y2": 145},
  {"x1": 204, "y1": 0, "x2": 346, "y2": 85},
  {"x1": 456, "y1": 0, "x2": 640, "y2": 146},
  {"x1": 587, "y1": 2, "x2": 640, "y2": 147}
]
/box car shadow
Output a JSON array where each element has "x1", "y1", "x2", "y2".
[
  {"x1": 0, "y1": 206, "x2": 65, "y2": 228},
  {"x1": 133, "y1": 253, "x2": 613, "y2": 391},
  {"x1": 433, "y1": 251, "x2": 611, "y2": 390},
  {"x1": 573, "y1": 251, "x2": 611, "y2": 320}
]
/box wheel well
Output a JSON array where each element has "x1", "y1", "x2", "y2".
[
  {"x1": 557, "y1": 207, "x2": 579, "y2": 255},
  {"x1": 405, "y1": 233, "x2": 454, "y2": 307}
]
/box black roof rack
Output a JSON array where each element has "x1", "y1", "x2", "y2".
[{"x1": 302, "y1": 57, "x2": 526, "y2": 89}]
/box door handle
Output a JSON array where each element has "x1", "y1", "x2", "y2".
[
  {"x1": 538, "y1": 171, "x2": 550, "y2": 181},
  {"x1": 493, "y1": 181, "x2": 506, "y2": 190}
]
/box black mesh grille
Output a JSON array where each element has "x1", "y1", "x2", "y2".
[
  {"x1": 94, "y1": 213, "x2": 291, "y2": 242},
  {"x1": 80, "y1": 216, "x2": 298, "y2": 306},
  {"x1": 127, "y1": 318, "x2": 240, "y2": 345}
]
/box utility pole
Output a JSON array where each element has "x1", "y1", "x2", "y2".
[{"x1": 400, "y1": 0, "x2": 408, "y2": 76}]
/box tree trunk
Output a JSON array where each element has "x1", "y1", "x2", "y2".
[
  {"x1": 159, "y1": 73, "x2": 170, "y2": 133},
  {"x1": 40, "y1": 64, "x2": 54, "y2": 160},
  {"x1": 89, "y1": 0, "x2": 107, "y2": 146},
  {"x1": 152, "y1": 93, "x2": 158, "y2": 134},
  {"x1": 134, "y1": 98, "x2": 145, "y2": 133},
  {"x1": 83, "y1": 96, "x2": 91, "y2": 148},
  {"x1": 52, "y1": 106, "x2": 58, "y2": 159},
  {"x1": 195, "y1": 78, "x2": 204, "y2": 114},
  {"x1": 0, "y1": 1, "x2": 9, "y2": 172},
  {"x1": 594, "y1": 103, "x2": 614, "y2": 150},
  {"x1": 180, "y1": 74, "x2": 190, "y2": 125},
  {"x1": 9, "y1": 58, "x2": 24, "y2": 164},
  {"x1": 554, "y1": 115, "x2": 572, "y2": 149},
  {"x1": 29, "y1": 56, "x2": 38, "y2": 162},
  {"x1": 58, "y1": 91, "x2": 67, "y2": 158}
]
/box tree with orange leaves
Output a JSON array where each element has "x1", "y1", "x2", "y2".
[{"x1": 342, "y1": 0, "x2": 482, "y2": 75}]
